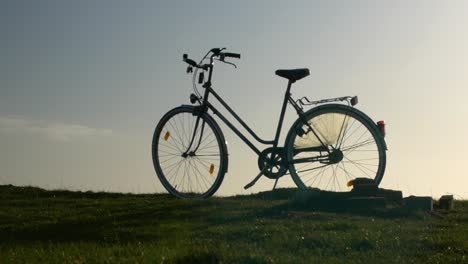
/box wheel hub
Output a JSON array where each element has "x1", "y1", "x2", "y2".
[
  {"x1": 328, "y1": 149, "x2": 343, "y2": 164},
  {"x1": 181, "y1": 151, "x2": 196, "y2": 158}
]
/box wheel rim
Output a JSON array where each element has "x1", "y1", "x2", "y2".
[
  {"x1": 155, "y1": 111, "x2": 222, "y2": 197},
  {"x1": 288, "y1": 109, "x2": 384, "y2": 192}
]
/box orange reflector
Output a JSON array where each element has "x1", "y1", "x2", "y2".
[
  {"x1": 164, "y1": 131, "x2": 170, "y2": 141},
  {"x1": 209, "y1": 164, "x2": 215, "y2": 175},
  {"x1": 347, "y1": 180, "x2": 354, "y2": 187}
]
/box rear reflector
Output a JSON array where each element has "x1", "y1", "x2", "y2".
[
  {"x1": 377, "y1": 121, "x2": 386, "y2": 137},
  {"x1": 351, "y1": 96, "x2": 359, "y2": 106}
]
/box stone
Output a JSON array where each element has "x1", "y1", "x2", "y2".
[
  {"x1": 376, "y1": 188, "x2": 403, "y2": 202},
  {"x1": 349, "y1": 177, "x2": 375, "y2": 185},
  {"x1": 351, "y1": 178, "x2": 378, "y2": 196},
  {"x1": 345, "y1": 196, "x2": 386, "y2": 209},
  {"x1": 351, "y1": 183, "x2": 378, "y2": 196},
  {"x1": 438, "y1": 195, "x2": 454, "y2": 210},
  {"x1": 403, "y1": 196, "x2": 433, "y2": 211}
]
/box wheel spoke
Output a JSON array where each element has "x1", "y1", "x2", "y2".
[
  {"x1": 193, "y1": 158, "x2": 212, "y2": 190},
  {"x1": 340, "y1": 137, "x2": 375, "y2": 152},
  {"x1": 343, "y1": 156, "x2": 373, "y2": 177},
  {"x1": 336, "y1": 113, "x2": 350, "y2": 149}
]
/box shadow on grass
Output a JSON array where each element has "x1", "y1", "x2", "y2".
[
  {"x1": 0, "y1": 185, "x2": 426, "y2": 245},
  {"x1": 1, "y1": 219, "x2": 111, "y2": 243},
  {"x1": 174, "y1": 252, "x2": 220, "y2": 264}
]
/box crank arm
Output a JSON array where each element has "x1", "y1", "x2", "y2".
[{"x1": 244, "y1": 167, "x2": 268, "y2": 190}]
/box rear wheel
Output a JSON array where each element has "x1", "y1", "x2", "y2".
[
  {"x1": 152, "y1": 106, "x2": 227, "y2": 198},
  {"x1": 285, "y1": 104, "x2": 386, "y2": 192}
]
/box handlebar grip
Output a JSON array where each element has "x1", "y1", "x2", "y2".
[
  {"x1": 224, "y1": 52, "x2": 241, "y2": 59},
  {"x1": 184, "y1": 58, "x2": 198, "y2": 67}
]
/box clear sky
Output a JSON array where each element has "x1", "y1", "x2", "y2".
[{"x1": 1, "y1": 0, "x2": 467, "y2": 198}]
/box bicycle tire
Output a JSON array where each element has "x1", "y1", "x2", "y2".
[
  {"x1": 285, "y1": 104, "x2": 386, "y2": 191},
  {"x1": 152, "y1": 105, "x2": 228, "y2": 198}
]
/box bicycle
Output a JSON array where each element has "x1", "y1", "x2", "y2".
[{"x1": 152, "y1": 48, "x2": 387, "y2": 198}]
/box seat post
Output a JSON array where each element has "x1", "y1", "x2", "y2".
[
  {"x1": 264, "y1": 80, "x2": 292, "y2": 182},
  {"x1": 272, "y1": 80, "x2": 293, "y2": 148}
]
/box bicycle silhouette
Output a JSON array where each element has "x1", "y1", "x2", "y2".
[{"x1": 152, "y1": 48, "x2": 387, "y2": 198}]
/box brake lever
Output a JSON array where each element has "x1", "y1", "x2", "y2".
[
  {"x1": 224, "y1": 61, "x2": 237, "y2": 68},
  {"x1": 214, "y1": 58, "x2": 237, "y2": 68}
]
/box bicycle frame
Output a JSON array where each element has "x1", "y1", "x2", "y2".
[
  {"x1": 182, "y1": 50, "x2": 335, "y2": 176},
  {"x1": 191, "y1": 61, "x2": 318, "y2": 158}
]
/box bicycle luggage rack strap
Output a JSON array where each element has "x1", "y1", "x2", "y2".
[{"x1": 296, "y1": 96, "x2": 358, "y2": 108}]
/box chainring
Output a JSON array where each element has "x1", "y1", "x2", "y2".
[{"x1": 257, "y1": 147, "x2": 288, "y2": 179}]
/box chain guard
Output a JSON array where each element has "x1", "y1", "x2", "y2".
[{"x1": 257, "y1": 147, "x2": 288, "y2": 179}]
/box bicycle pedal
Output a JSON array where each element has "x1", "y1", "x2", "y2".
[{"x1": 244, "y1": 169, "x2": 267, "y2": 190}]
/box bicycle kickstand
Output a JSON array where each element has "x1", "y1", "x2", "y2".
[
  {"x1": 272, "y1": 178, "x2": 279, "y2": 191},
  {"x1": 244, "y1": 167, "x2": 268, "y2": 190}
]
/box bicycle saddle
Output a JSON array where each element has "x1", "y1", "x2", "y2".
[{"x1": 275, "y1": 68, "x2": 310, "y2": 82}]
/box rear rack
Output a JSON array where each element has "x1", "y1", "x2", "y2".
[{"x1": 296, "y1": 96, "x2": 358, "y2": 109}]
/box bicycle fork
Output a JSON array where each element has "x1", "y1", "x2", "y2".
[{"x1": 182, "y1": 114, "x2": 206, "y2": 157}]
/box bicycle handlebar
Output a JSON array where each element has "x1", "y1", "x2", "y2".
[
  {"x1": 184, "y1": 48, "x2": 240, "y2": 99},
  {"x1": 184, "y1": 58, "x2": 198, "y2": 67},
  {"x1": 223, "y1": 52, "x2": 241, "y2": 59},
  {"x1": 183, "y1": 48, "x2": 241, "y2": 69}
]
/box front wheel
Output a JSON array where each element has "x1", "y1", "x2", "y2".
[
  {"x1": 285, "y1": 104, "x2": 386, "y2": 192},
  {"x1": 152, "y1": 106, "x2": 228, "y2": 198}
]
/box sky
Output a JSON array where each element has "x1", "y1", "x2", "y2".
[{"x1": 1, "y1": 0, "x2": 467, "y2": 198}]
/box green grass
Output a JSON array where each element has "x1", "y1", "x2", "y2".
[{"x1": 1, "y1": 185, "x2": 467, "y2": 263}]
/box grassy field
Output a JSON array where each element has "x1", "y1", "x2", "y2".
[{"x1": 0, "y1": 185, "x2": 467, "y2": 263}]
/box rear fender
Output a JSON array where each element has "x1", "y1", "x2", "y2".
[{"x1": 285, "y1": 103, "x2": 387, "y2": 152}]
